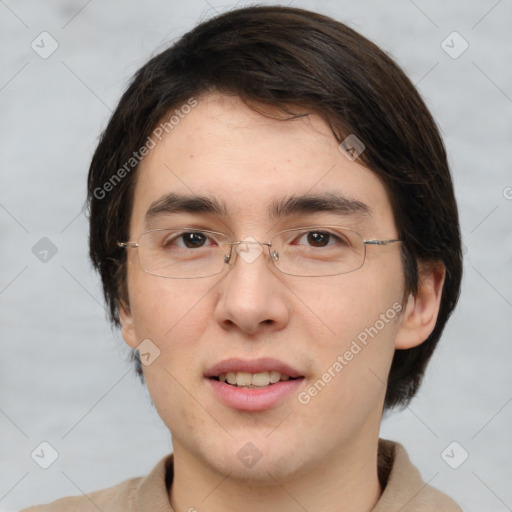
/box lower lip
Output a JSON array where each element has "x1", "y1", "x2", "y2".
[{"x1": 207, "y1": 378, "x2": 304, "y2": 411}]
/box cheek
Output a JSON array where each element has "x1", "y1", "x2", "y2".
[
  {"x1": 302, "y1": 267, "x2": 403, "y2": 350},
  {"x1": 127, "y1": 273, "x2": 216, "y2": 402},
  {"x1": 295, "y1": 264, "x2": 403, "y2": 415},
  {"x1": 129, "y1": 276, "x2": 216, "y2": 432},
  {"x1": 296, "y1": 291, "x2": 401, "y2": 438},
  {"x1": 128, "y1": 270, "x2": 214, "y2": 342}
]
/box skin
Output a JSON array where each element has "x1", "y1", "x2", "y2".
[{"x1": 119, "y1": 93, "x2": 445, "y2": 512}]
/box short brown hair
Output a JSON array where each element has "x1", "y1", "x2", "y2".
[{"x1": 87, "y1": 5, "x2": 462, "y2": 409}]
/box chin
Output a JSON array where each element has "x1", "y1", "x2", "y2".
[{"x1": 204, "y1": 438, "x2": 311, "y2": 485}]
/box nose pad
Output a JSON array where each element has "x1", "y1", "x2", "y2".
[
  {"x1": 224, "y1": 239, "x2": 274, "y2": 270},
  {"x1": 235, "y1": 237, "x2": 265, "y2": 265}
]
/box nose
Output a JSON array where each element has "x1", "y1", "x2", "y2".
[{"x1": 214, "y1": 239, "x2": 290, "y2": 336}]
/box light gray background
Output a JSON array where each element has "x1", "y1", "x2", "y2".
[{"x1": 1, "y1": 0, "x2": 511, "y2": 510}]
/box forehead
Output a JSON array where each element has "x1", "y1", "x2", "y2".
[{"x1": 130, "y1": 93, "x2": 395, "y2": 233}]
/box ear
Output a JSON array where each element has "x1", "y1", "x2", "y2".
[
  {"x1": 395, "y1": 261, "x2": 446, "y2": 350},
  {"x1": 118, "y1": 299, "x2": 138, "y2": 349}
]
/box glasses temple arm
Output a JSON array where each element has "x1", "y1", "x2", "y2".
[
  {"x1": 117, "y1": 241, "x2": 139, "y2": 248},
  {"x1": 363, "y1": 239, "x2": 402, "y2": 246}
]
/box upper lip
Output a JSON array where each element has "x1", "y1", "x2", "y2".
[{"x1": 205, "y1": 358, "x2": 303, "y2": 379}]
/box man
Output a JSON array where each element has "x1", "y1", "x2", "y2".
[{"x1": 24, "y1": 5, "x2": 463, "y2": 511}]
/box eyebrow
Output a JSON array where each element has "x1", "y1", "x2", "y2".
[
  {"x1": 145, "y1": 193, "x2": 228, "y2": 226},
  {"x1": 144, "y1": 191, "x2": 371, "y2": 226},
  {"x1": 269, "y1": 193, "x2": 371, "y2": 220}
]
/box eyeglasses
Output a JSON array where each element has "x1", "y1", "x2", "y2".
[{"x1": 117, "y1": 226, "x2": 402, "y2": 279}]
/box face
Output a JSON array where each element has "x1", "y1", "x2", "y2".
[{"x1": 120, "y1": 93, "x2": 408, "y2": 483}]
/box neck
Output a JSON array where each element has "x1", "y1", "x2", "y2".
[{"x1": 169, "y1": 436, "x2": 382, "y2": 512}]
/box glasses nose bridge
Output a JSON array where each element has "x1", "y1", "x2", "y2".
[{"x1": 224, "y1": 239, "x2": 274, "y2": 267}]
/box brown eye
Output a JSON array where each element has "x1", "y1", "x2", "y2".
[
  {"x1": 181, "y1": 232, "x2": 208, "y2": 248},
  {"x1": 306, "y1": 231, "x2": 331, "y2": 247},
  {"x1": 162, "y1": 231, "x2": 211, "y2": 249},
  {"x1": 295, "y1": 230, "x2": 346, "y2": 248}
]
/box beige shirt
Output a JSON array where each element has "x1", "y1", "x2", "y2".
[{"x1": 22, "y1": 439, "x2": 462, "y2": 511}]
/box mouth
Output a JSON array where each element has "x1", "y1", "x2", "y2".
[
  {"x1": 205, "y1": 358, "x2": 305, "y2": 411},
  {"x1": 210, "y1": 370, "x2": 300, "y2": 389}
]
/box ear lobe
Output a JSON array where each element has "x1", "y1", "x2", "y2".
[
  {"x1": 118, "y1": 300, "x2": 138, "y2": 349},
  {"x1": 395, "y1": 261, "x2": 446, "y2": 350}
]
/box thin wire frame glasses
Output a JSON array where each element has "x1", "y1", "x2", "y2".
[{"x1": 117, "y1": 226, "x2": 402, "y2": 279}]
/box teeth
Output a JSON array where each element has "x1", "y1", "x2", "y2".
[
  {"x1": 269, "y1": 370, "x2": 281, "y2": 384},
  {"x1": 217, "y1": 371, "x2": 293, "y2": 387},
  {"x1": 236, "y1": 371, "x2": 252, "y2": 387},
  {"x1": 251, "y1": 372, "x2": 269, "y2": 387}
]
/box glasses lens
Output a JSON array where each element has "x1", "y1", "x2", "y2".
[
  {"x1": 138, "y1": 229, "x2": 229, "y2": 278},
  {"x1": 271, "y1": 226, "x2": 365, "y2": 276}
]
